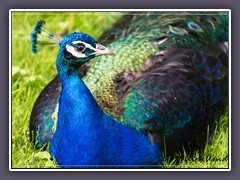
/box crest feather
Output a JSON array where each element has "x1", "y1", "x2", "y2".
[{"x1": 30, "y1": 20, "x2": 63, "y2": 54}]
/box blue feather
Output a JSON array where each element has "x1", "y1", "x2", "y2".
[
  {"x1": 29, "y1": 12, "x2": 228, "y2": 168},
  {"x1": 50, "y1": 34, "x2": 162, "y2": 168}
]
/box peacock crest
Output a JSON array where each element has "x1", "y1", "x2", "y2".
[{"x1": 29, "y1": 12, "x2": 228, "y2": 168}]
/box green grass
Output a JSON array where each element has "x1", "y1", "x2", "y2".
[
  {"x1": 163, "y1": 109, "x2": 229, "y2": 169},
  {"x1": 11, "y1": 11, "x2": 229, "y2": 169}
]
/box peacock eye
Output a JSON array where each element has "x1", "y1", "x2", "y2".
[
  {"x1": 75, "y1": 43, "x2": 86, "y2": 53},
  {"x1": 209, "y1": 15, "x2": 222, "y2": 25},
  {"x1": 187, "y1": 21, "x2": 203, "y2": 32},
  {"x1": 210, "y1": 16, "x2": 217, "y2": 21}
]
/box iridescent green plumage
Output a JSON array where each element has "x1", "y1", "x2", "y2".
[
  {"x1": 30, "y1": 12, "x2": 228, "y2": 156},
  {"x1": 82, "y1": 12, "x2": 228, "y2": 118}
]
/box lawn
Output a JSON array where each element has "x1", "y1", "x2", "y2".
[{"x1": 11, "y1": 11, "x2": 229, "y2": 169}]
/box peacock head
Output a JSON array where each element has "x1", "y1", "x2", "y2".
[
  {"x1": 58, "y1": 32, "x2": 115, "y2": 66},
  {"x1": 31, "y1": 19, "x2": 115, "y2": 68}
]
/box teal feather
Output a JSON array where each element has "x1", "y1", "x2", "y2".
[{"x1": 29, "y1": 12, "x2": 228, "y2": 163}]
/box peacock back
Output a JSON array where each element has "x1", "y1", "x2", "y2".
[{"x1": 30, "y1": 12, "x2": 228, "y2": 156}]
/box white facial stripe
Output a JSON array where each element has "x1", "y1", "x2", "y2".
[
  {"x1": 65, "y1": 44, "x2": 87, "y2": 58},
  {"x1": 65, "y1": 41, "x2": 114, "y2": 58},
  {"x1": 72, "y1": 40, "x2": 96, "y2": 51}
]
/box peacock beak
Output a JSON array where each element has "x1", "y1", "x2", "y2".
[{"x1": 93, "y1": 43, "x2": 116, "y2": 56}]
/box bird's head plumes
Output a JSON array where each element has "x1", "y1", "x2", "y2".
[
  {"x1": 58, "y1": 32, "x2": 115, "y2": 65},
  {"x1": 30, "y1": 19, "x2": 63, "y2": 54},
  {"x1": 30, "y1": 20, "x2": 115, "y2": 65}
]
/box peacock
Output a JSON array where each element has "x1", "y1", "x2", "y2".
[{"x1": 29, "y1": 12, "x2": 228, "y2": 168}]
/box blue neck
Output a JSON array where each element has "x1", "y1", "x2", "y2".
[
  {"x1": 56, "y1": 53, "x2": 84, "y2": 84},
  {"x1": 55, "y1": 53, "x2": 103, "y2": 127},
  {"x1": 50, "y1": 54, "x2": 162, "y2": 168}
]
